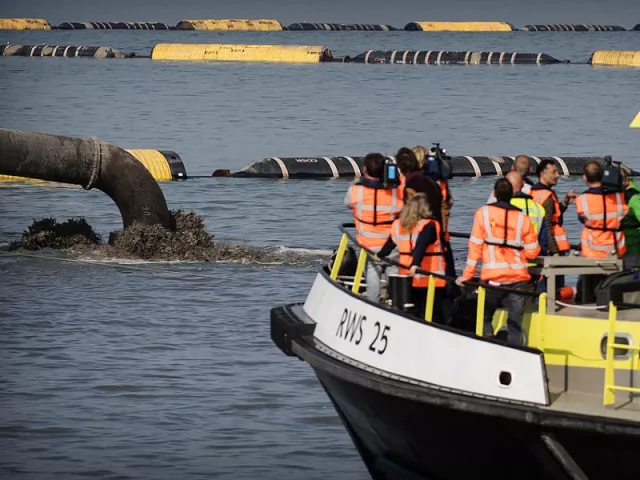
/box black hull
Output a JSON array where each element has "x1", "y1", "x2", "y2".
[
  {"x1": 270, "y1": 301, "x2": 640, "y2": 480},
  {"x1": 305, "y1": 346, "x2": 640, "y2": 479}
]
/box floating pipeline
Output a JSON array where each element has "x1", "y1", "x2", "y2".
[
  {"x1": 522, "y1": 24, "x2": 627, "y2": 31},
  {"x1": 215, "y1": 156, "x2": 640, "y2": 179},
  {"x1": 286, "y1": 23, "x2": 396, "y2": 31},
  {"x1": 589, "y1": 50, "x2": 640, "y2": 67},
  {"x1": 634, "y1": 24, "x2": 640, "y2": 31},
  {"x1": 404, "y1": 21, "x2": 513, "y2": 31},
  {"x1": 0, "y1": 18, "x2": 51, "y2": 30},
  {"x1": 175, "y1": 19, "x2": 282, "y2": 31},
  {"x1": 0, "y1": 128, "x2": 172, "y2": 229},
  {"x1": 1, "y1": 149, "x2": 187, "y2": 182},
  {"x1": 54, "y1": 21, "x2": 173, "y2": 30},
  {"x1": 124, "y1": 150, "x2": 187, "y2": 180},
  {"x1": 346, "y1": 50, "x2": 565, "y2": 65},
  {"x1": 0, "y1": 44, "x2": 133, "y2": 58},
  {"x1": 150, "y1": 43, "x2": 333, "y2": 63}
]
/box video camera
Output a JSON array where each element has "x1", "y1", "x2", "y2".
[
  {"x1": 381, "y1": 157, "x2": 401, "y2": 188},
  {"x1": 602, "y1": 155, "x2": 624, "y2": 193},
  {"x1": 424, "y1": 142, "x2": 454, "y2": 180}
]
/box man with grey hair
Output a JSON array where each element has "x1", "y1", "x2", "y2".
[{"x1": 487, "y1": 155, "x2": 533, "y2": 203}]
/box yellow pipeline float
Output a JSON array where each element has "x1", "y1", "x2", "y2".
[
  {"x1": 589, "y1": 51, "x2": 640, "y2": 67},
  {"x1": 150, "y1": 43, "x2": 333, "y2": 63},
  {"x1": 404, "y1": 21, "x2": 512, "y2": 31},
  {"x1": 0, "y1": 150, "x2": 186, "y2": 183},
  {"x1": 175, "y1": 19, "x2": 282, "y2": 31},
  {"x1": 0, "y1": 18, "x2": 51, "y2": 30}
]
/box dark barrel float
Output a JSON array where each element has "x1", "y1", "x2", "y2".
[
  {"x1": 286, "y1": 23, "x2": 396, "y2": 31},
  {"x1": 522, "y1": 24, "x2": 627, "y2": 31},
  {"x1": 0, "y1": 128, "x2": 172, "y2": 229},
  {"x1": 346, "y1": 50, "x2": 565, "y2": 65},
  {"x1": 214, "y1": 155, "x2": 639, "y2": 179},
  {"x1": 55, "y1": 21, "x2": 173, "y2": 30},
  {"x1": 633, "y1": 24, "x2": 640, "y2": 31},
  {"x1": 0, "y1": 44, "x2": 131, "y2": 58}
]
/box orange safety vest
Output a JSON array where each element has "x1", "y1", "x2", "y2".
[
  {"x1": 390, "y1": 218, "x2": 445, "y2": 288},
  {"x1": 463, "y1": 204, "x2": 540, "y2": 283},
  {"x1": 575, "y1": 191, "x2": 628, "y2": 258},
  {"x1": 350, "y1": 183, "x2": 404, "y2": 249},
  {"x1": 530, "y1": 185, "x2": 571, "y2": 252}
]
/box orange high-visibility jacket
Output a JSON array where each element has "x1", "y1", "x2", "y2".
[
  {"x1": 463, "y1": 204, "x2": 541, "y2": 283},
  {"x1": 349, "y1": 182, "x2": 404, "y2": 249},
  {"x1": 531, "y1": 185, "x2": 571, "y2": 253},
  {"x1": 390, "y1": 218, "x2": 445, "y2": 288},
  {"x1": 575, "y1": 190, "x2": 628, "y2": 258}
]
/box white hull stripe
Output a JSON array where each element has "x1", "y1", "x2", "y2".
[
  {"x1": 436, "y1": 51, "x2": 444, "y2": 64},
  {"x1": 323, "y1": 157, "x2": 339, "y2": 178},
  {"x1": 364, "y1": 50, "x2": 372, "y2": 64},
  {"x1": 271, "y1": 157, "x2": 289, "y2": 179},
  {"x1": 464, "y1": 156, "x2": 481, "y2": 177},
  {"x1": 531, "y1": 156, "x2": 542, "y2": 164},
  {"x1": 413, "y1": 50, "x2": 420, "y2": 64},
  {"x1": 536, "y1": 53, "x2": 542, "y2": 65},
  {"x1": 553, "y1": 156, "x2": 570, "y2": 176},
  {"x1": 401, "y1": 51, "x2": 409, "y2": 64},
  {"x1": 343, "y1": 156, "x2": 361, "y2": 177},
  {"x1": 491, "y1": 159, "x2": 503, "y2": 175},
  {"x1": 390, "y1": 50, "x2": 398, "y2": 63}
]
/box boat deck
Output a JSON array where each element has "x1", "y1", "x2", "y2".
[
  {"x1": 546, "y1": 390, "x2": 640, "y2": 422},
  {"x1": 553, "y1": 305, "x2": 640, "y2": 322}
]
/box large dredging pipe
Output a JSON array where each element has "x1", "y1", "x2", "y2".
[
  {"x1": 0, "y1": 128, "x2": 172, "y2": 229},
  {"x1": 214, "y1": 155, "x2": 640, "y2": 179}
]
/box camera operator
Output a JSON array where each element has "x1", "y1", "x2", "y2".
[
  {"x1": 345, "y1": 153, "x2": 404, "y2": 302},
  {"x1": 414, "y1": 144, "x2": 454, "y2": 233}
]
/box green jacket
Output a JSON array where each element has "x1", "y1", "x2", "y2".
[{"x1": 623, "y1": 179, "x2": 640, "y2": 255}]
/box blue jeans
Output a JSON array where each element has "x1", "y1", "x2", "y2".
[{"x1": 483, "y1": 281, "x2": 528, "y2": 346}]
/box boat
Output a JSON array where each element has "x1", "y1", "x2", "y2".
[{"x1": 270, "y1": 222, "x2": 640, "y2": 479}]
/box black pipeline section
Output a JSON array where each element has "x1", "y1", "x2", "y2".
[
  {"x1": 347, "y1": 50, "x2": 565, "y2": 64},
  {"x1": 634, "y1": 24, "x2": 640, "y2": 31},
  {"x1": 220, "y1": 155, "x2": 640, "y2": 179},
  {"x1": 286, "y1": 23, "x2": 396, "y2": 31},
  {"x1": 55, "y1": 21, "x2": 173, "y2": 30},
  {"x1": 0, "y1": 128, "x2": 172, "y2": 229},
  {"x1": 0, "y1": 44, "x2": 132, "y2": 58},
  {"x1": 522, "y1": 24, "x2": 627, "y2": 31}
]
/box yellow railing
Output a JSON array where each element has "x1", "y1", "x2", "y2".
[
  {"x1": 329, "y1": 232, "x2": 438, "y2": 322},
  {"x1": 603, "y1": 301, "x2": 640, "y2": 406}
]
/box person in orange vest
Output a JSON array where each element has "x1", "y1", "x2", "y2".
[
  {"x1": 455, "y1": 178, "x2": 540, "y2": 345},
  {"x1": 530, "y1": 159, "x2": 576, "y2": 292},
  {"x1": 413, "y1": 145, "x2": 453, "y2": 233},
  {"x1": 376, "y1": 193, "x2": 446, "y2": 322},
  {"x1": 345, "y1": 153, "x2": 404, "y2": 302},
  {"x1": 576, "y1": 160, "x2": 629, "y2": 258}
]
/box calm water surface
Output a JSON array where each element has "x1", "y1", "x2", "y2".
[{"x1": 1, "y1": 27, "x2": 639, "y2": 479}]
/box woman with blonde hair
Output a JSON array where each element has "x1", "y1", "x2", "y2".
[{"x1": 377, "y1": 193, "x2": 447, "y2": 322}]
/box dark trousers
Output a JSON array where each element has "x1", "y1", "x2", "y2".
[
  {"x1": 412, "y1": 286, "x2": 446, "y2": 324},
  {"x1": 483, "y1": 282, "x2": 528, "y2": 346}
]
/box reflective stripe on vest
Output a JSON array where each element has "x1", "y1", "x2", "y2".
[
  {"x1": 531, "y1": 187, "x2": 570, "y2": 251},
  {"x1": 391, "y1": 218, "x2": 445, "y2": 288},
  {"x1": 510, "y1": 197, "x2": 544, "y2": 234},
  {"x1": 351, "y1": 184, "x2": 403, "y2": 248},
  {"x1": 576, "y1": 192, "x2": 628, "y2": 258},
  {"x1": 466, "y1": 206, "x2": 536, "y2": 275}
]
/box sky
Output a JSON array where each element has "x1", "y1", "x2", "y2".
[{"x1": 3, "y1": 0, "x2": 640, "y2": 28}]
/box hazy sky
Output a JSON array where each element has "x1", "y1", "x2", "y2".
[{"x1": 3, "y1": 0, "x2": 640, "y2": 27}]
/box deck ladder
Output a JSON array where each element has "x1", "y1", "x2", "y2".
[{"x1": 603, "y1": 301, "x2": 640, "y2": 406}]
